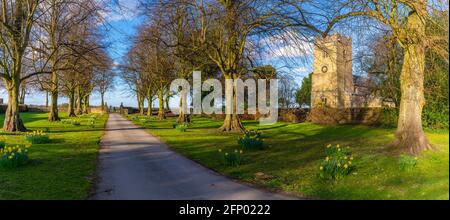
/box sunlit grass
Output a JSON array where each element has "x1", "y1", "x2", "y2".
[
  {"x1": 130, "y1": 115, "x2": 449, "y2": 200},
  {"x1": 0, "y1": 112, "x2": 107, "y2": 200}
]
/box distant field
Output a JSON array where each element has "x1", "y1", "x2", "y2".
[
  {"x1": 0, "y1": 112, "x2": 107, "y2": 200},
  {"x1": 129, "y1": 115, "x2": 449, "y2": 200}
]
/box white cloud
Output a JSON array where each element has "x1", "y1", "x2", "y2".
[{"x1": 263, "y1": 32, "x2": 314, "y2": 59}]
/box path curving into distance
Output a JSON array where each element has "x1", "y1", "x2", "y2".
[{"x1": 91, "y1": 114, "x2": 296, "y2": 200}]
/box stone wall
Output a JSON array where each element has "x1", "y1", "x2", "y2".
[
  {"x1": 0, "y1": 104, "x2": 30, "y2": 113},
  {"x1": 203, "y1": 109, "x2": 310, "y2": 123},
  {"x1": 309, "y1": 107, "x2": 384, "y2": 125}
]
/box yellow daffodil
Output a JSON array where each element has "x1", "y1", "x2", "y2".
[
  {"x1": 320, "y1": 166, "x2": 324, "y2": 171},
  {"x1": 325, "y1": 157, "x2": 330, "y2": 161},
  {"x1": 344, "y1": 164, "x2": 349, "y2": 169}
]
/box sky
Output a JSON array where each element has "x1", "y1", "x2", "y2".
[{"x1": 0, "y1": 0, "x2": 351, "y2": 108}]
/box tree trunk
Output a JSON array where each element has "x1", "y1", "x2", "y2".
[
  {"x1": 219, "y1": 75, "x2": 245, "y2": 132},
  {"x1": 76, "y1": 88, "x2": 82, "y2": 115},
  {"x1": 83, "y1": 95, "x2": 90, "y2": 114},
  {"x1": 177, "y1": 96, "x2": 190, "y2": 124},
  {"x1": 3, "y1": 78, "x2": 26, "y2": 132},
  {"x1": 19, "y1": 84, "x2": 26, "y2": 105},
  {"x1": 137, "y1": 94, "x2": 144, "y2": 115},
  {"x1": 48, "y1": 71, "x2": 60, "y2": 121},
  {"x1": 157, "y1": 90, "x2": 166, "y2": 120},
  {"x1": 165, "y1": 91, "x2": 170, "y2": 111},
  {"x1": 68, "y1": 90, "x2": 76, "y2": 117},
  {"x1": 45, "y1": 91, "x2": 49, "y2": 108},
  {"x1": 147, "y1": 96, "x2": 152, "y2": 117},
  {"x1": 392, "y1": 9, "x2": 432, "y2": 155},
  {"x1": 101, "y1": 93, "x2": 105, "y2": 111}
]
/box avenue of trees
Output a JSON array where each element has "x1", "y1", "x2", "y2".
[
  {"x1": 1, "y1": 0, "x2": 447, "y2": 155},
  {"x1": 121, "y1": 0, "x2": 448, "y2": 155},
  {"x1": 0, "y1": 0, "x2": 114, "y2": 131}
]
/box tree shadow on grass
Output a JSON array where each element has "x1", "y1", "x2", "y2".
[{"x1": 49, "y1": 138, "x2": 65, "y2": 144}]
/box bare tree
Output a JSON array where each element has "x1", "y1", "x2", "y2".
[
  {"x1": 34, "y1": 0, "x2": 101, "y2": 121},
  {"x1": 282, "y1": 0, "x2": 449, "y2": 154},
  {"x1": 93, "y1": 50, "x2": 114, "y2": 111},
  {"x1": 0, "y1": 0, "x2": 40, "y2": 132},
  {"x1": 190, "y1": 0, "x2": 276, "y2": 132}
]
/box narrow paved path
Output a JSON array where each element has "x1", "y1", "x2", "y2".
[{"x1": 91, "y1": 114, "x2": 294, "y2": 200}]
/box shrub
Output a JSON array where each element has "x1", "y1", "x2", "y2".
[
  {"x1": 399, "y1": 155, "x2": 419, "y2": 171},
  {"x1": 25, "y1": 130, "x2": 51, "y2": 144},
  {"x1": 219, "y1": 149, "x2": 243, "y2": 167},
  {"x1": 238, "y1": 130, "x2": 264, "y2": 151},
  {"x1": 0, "y1": 145, "x2": 30, "y2": 168},
  {"x1": 319, "y1": 144, "x2": 355, "y2": 180},
  {"x1": 176, "y1": 124, "x2": 189, "y2": 132}
]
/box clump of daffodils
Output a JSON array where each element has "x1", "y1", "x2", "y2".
[
  {"x1": 0, "y1": 145, "x2": 30, "y2": 168},
  {"x1": 319, "y1": 144, "x2": 355, "y2": 180},
  {"x1": 219, "y1": 149, "x2": 244, "y2": 167},
  {"x1": 29, "y1": 130, "x2": 45, "y2": 136},
  {"x1": 25, "y1": 130, "x2": 50, "y2": 144}
]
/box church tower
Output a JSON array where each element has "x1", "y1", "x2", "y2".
[{"x1": 311, "y1": 34, "x2": 353, "y2": 109}]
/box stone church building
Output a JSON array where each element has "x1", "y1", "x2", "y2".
[{"x1": 310, "y1": 34, "x2": 389, "y2": 124}]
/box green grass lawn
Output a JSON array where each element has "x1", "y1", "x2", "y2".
[
  {"x1": 0, "y1": 112, "x2": 107, "y2": 200},
  {"x1": 129, "y1": 115, "x2": 449, "y2": 200}
]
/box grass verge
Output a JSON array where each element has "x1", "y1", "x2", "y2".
[
  {"x1": 129, "y1": 115, "x2": 449, "y2": 200},
  {"x1": 0, "y1": 112, "x2": 107, "y2": 200}
]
